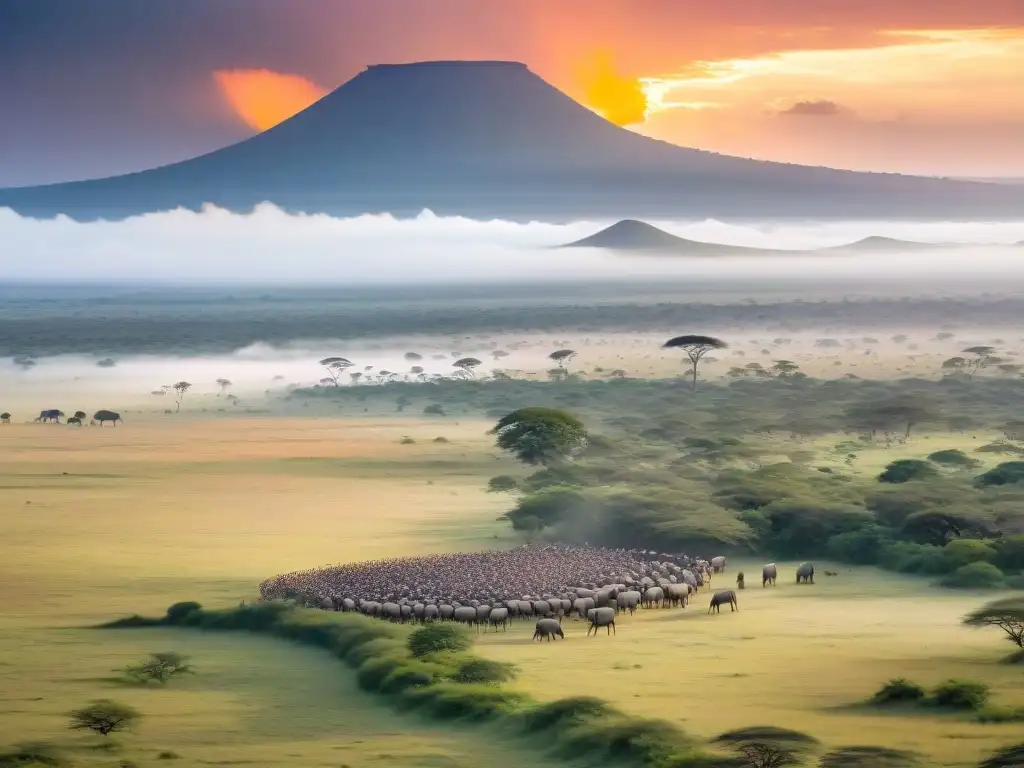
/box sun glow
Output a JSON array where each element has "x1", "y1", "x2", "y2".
[{"x1": 214, "y1": 69, "x2": 328, "y2": 131}]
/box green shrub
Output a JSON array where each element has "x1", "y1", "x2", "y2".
[
  {"x1": 941, "y1": 539, "x2": 997, "y2": 570},
  {"x1": 940, "y1": 562, "x2": 1005, "y2": 589},
  {"x1": 100, "y1": 614, "x2": 166, "y2": 629},
  {"x1": 344, "y1": 637, "x2": 406, "y2": 666},
  {"x1": 877, "y1": 542, "x2": 946, "y2": 575},
  {"x1": 165, "y1": 602, "x2": 202, "y2": 624},
  {"x1": 356, "y1": 656, "x2": 406, "y2": 693},
  {"x1": 379, "y1": 663, "x2": 437, "y2": 694},
  {"x1": 408, "y1": 623, "x2": 471, "y2": 658},
  {"x1": 927, "y1": 449, "x2": 979, "y2": 469},
  {"x1": 517, "y1": 696, "x2": 616, "y2": 732},
  {"x1": 871, "y1": 678, "x2": 926, "y2": 704},
  {"x1": 931, "y1": 679, "x2": 989, "y2": 710},
  {"x1": 558, "y1": 717, "x2": 695, "y2": 765},
  {"x1": 399, "y1": 683, "x2": 525, "y2": 721},
  {"x1": 450, "y1": 657, "x2": 517, "y2": 685},
  {"x1": 993, "y1": 534, "x2": 1024, "y2": 572}
]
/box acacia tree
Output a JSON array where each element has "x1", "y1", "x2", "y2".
[
  {"x1": 549, "y1": 349, "x2": 577, "y2": 372},
  {"x1": 489, "y1": 407, "x2": 587, "y2": 466},
  {"x1": 216, "y1": 378, "x2": 232, "y2": 393},
  {"x1": 963, "y1": 597, "x2": 1024, "y2": 657},
  {"x1": 171, "y1": 381, "x2": 191, "y2": 413},
  {"x1": 712, "y1": 727, "x2": 819, "y2": 768},
  {"x1": 319, "y1": 357, "x2": 353, "y2": 387},
  {"x1": 662, "y1": 335, "x2": 728, "y2": 391},
  {"x1": 0, "y1": 412, "x2": 10, "y2": 424},
  {"x1": 962, "y1": 346, "x2": 998, "y2": 377},
  {"x1": 452, "y1": 357, "x2": 482, "y2": 379},
  {"x1": 69, "y1": 699, "x2": 140, "y2": 737}
]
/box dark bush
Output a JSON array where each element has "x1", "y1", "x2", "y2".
[
  {"x1": 165, "y1": 602, "x2": 202, "y2": 624},
  {"x1": 379, "y1": 663, "x2": 437, "y2": 693},
  {"x1": 827, "y1": 525, "x2": 893, "y2": 565},
  {"x1": 979, "y1": 742, "x2": 1024, "y2": 768},
  {"x1": 871, "y1": 678, "x2": 926, "y2": 704},
  {"x1": 975, "y1": 461, "x2": 1024, "y2": 487},
  {"x1": 408, "y1": 623, "x2": 471, "y2": 658},
  {"x1": 877, "y1": 542, "x2": 947, "y2": 575},
  {"x1": 819, "y1": 745, "x2": 919, "y2": 767},
  {"x1": 355, "y1": 656, "x2": 406, "y2": 693},
  {"x1": 399, "y1": 683, "x2": 524, "y2": 721},
  {"x1": 878, "y1": 460, "x2": 939, "y2": 484},
  {"x1": 486, "y1": 475, "x2": 519, "y2": 493},
  {"x1": 931, "y1": 679, "x2": 989, "y2": 710}
]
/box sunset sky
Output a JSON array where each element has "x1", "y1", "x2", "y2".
[{"x1": 2, "y1": 0, "x2": 1023, "y2": 186}]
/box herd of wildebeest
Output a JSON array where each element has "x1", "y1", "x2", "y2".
[
  {"x1": 259, "y1": 545, "x2": 819, "y2": 639},
  {"x1": 0, "y1": 409, "x2": 123, "y2": 426}
]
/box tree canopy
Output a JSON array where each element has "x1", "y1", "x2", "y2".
[{"x1": 490, "y1": 407, "x2": 587, "y2": 466}]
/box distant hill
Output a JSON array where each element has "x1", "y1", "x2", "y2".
[
  {"x1": 559, "y1": 219, "x2": 791, "y2": 256},
  {"x1": 1, "y1": 60, "x2": 1022, "y2": 221},
  {"x1": 558, "y1": 220, "x2": 964, "y2": 255},
  {"x1": 820, "y1": 236, "x2": 955, "y2": 253}
]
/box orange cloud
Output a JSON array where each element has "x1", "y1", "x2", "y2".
[
  {"x1": 576, "y1": 53, "x2": 649, "y2": 126},
  {"x1": 214, "y1": 69, "x2": 327, "y2": 131}
]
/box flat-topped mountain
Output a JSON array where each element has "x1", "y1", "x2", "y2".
[{"x1": 1, "y1": 60, "x2": 1021, "y2": 221}]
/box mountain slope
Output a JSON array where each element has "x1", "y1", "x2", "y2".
[{"x1": 1, "y1": 60, "x2": 1021, "y2": 221}]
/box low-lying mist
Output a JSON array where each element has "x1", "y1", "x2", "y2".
[{"x1": 2, "y1": 204, "x2": 1024, "y2": 286}]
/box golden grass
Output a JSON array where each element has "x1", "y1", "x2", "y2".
[
  {"x1": 1, "y1": 416, "x2": 1020, "y2": 767},
  {"x1": 0, "y1": 417, "x2": 524, "y2": 766},
  {"x1": 475, "y1": 561, "x2": 1023, "y2": 766}
]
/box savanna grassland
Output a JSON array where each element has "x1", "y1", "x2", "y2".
[
  {"x1": 3, "y1": 283, "x2": 1024, "y2": 768},
  {"x1": 1, "y1": 407, "x2": 1022, "y2": 767}
]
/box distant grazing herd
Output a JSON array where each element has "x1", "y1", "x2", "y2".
[
  {"x1": 259, "y1": 545, "x2": 820, "y2": 638},
  {"x1": 0, "y1": 409, "x2": 122, "y2": 426}
]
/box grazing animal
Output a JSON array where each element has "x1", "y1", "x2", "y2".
[
  {"x1": 67, "y1": 416, "x2": 83, "y2": 426},
  {"x1": 708, "y1": 589, "x2": 738, "y2": 614},
  {"x1": 35, "y1": 409, "x2": 63, "y2": 423},
  {"x1": 616, "y1": 590, "x2": 641, "y2": 615},
  {"x1": 796, "y1": 562, "x2": 815, "y2": 584},
  {"x1": 453, "y1": 606, "x2": 477, "y2": 627},
  {"x1": 93, "y1": 409, "x2": 122, "y2": 426},
  {"x1": 762, "y1": 563, "x2": 778, "y2": 587},
  {"x1": 488, "y1": 607, "x2": 509, "y2": 632},
  {"x1": 664, "y1": 583, "x2": 691, "y2": 608},
  {"x1": 533, "y1": 618, "x2": 564, "y2": 641},
  {"x1": 0, "y1": 412, "x2": 10, "y2": 425},
  {"x1": 710, "y1": 555, "x2": 727, "y2": 573},
  {"x1": 586, "y1": 606, "x2": 617, "y2": 636},
  {"x1": 642, "y1": 586, "x2": 664, "y2": 609}
]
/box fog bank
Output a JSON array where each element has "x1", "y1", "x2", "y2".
[{"x1": 2, "y1": 204, "x2": 1024, "y2": 284}]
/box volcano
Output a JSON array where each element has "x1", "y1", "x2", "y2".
[{"x1": 1, "y1": 60, "x2": 1021, "y2": 221}]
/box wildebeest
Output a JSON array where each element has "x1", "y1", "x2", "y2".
[
  {"x1": 488, "y1": 607, "x2": 509, "y2": 632},
  {"x1": 796, "y1": 562, "x2": 815, "y2": 584},
  {"x1": 586, "y1": 606, "x2": 616, "y2": 636},
  {"x1": 708, "y1": 589, "x2": 738, "y2": 614},
  {"x1": 35, "y1": 409, "x2": 64, "y2": 423},
  {"x1": 67, "y1": 417, "x2": 83, "y2": 426},
  {"x1": 762, "y1": 563, "x2": 778, "y2": 587},
  {"x1": 533, "y1": 618, "x2": 564, "y2": 641},
  {"x1": 711, "y1": 555, "x2": 727, "y2": 573},
  {"x1": 93, "y1": 409, "x2": 122, "y2": 426}
]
